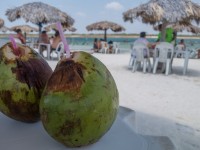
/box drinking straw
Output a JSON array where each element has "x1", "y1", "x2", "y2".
[
  {"x1": 56, "y1": 22, "x2": 70, "y2": 58},
  {"x1": 9, "y1": 35, "x2": 20, "y2": 56},
  {"x1": 9, "y1": 35, "x2": 18, "y2": 50}
]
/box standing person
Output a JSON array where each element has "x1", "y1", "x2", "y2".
[
  {"x1": 171, "y1": 31, "x2": 177, "y2": 46},
  {"x1": 14, "y1": 29, "x2": 26, "y2": 44},
  {"x1": 156, "y1": 24, "x2": 174, "y2": 43}
]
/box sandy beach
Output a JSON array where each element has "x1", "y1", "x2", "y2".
[{"x1": 47, "y1": 52, "x2": 200, "y2": 150}]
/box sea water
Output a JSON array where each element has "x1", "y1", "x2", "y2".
[{"x1": 1, "y1": 37, "x2": 200, "y2": 53}]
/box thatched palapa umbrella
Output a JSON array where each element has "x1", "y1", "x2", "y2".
[
  {"x1": 5, "y1": 2, "x2": 74, "y2": 34},
  {"x1": 86, "y1": 21, "x2": 125, "y2": 41},
  {"x1": 0, "y1": 18, "x2": 4, "y2": 28},
  {"x1": 153, "y1": 22, "x2": 200, "y2": 34},
  {"x1": 44, "y1": 23, "x2": 77, "y2": 32},
  {"x1": 11, "y1": 25, "x2": 38, "y2": 33},
  {"x1": 11, "y1": 25, "x2": 39, "y2": 41},
  {"x1": 0, "y1": 26, "x2": 11, "y2": 33},
  {"x1": 123, "y1": 0, "x2": 200, "y2": 41}
]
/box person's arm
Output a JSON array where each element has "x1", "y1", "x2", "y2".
[
  {"x1": 156, "y1": 33, "x2": 161, "y2": 42},
  {"x1": 19, "y1": 34, "x2": 26, "y2": 44}
]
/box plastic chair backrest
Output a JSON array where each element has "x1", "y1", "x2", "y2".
[
  {"x1": 113, "y1": 42, "x2": 119, "y2": 48},
  {"x1": 132, "y1": 44, "x2": 149, "y2": 61},
  {"x1": 154, "y1": 42, "x2": 174, "y2": 62},
  {"x1": 134, "y1": 42, "x2": 146, "y2": 46},
  {"x1": 131, "y1": 42, "x2": 146, "y2": 56},
  {"x1": 56, "y1": 42, "x2": 64, "y2": 53},
  {"x1": 101, "y1": 41, "x2": 108, "y2": 49},
  {"x1": 113, "y1": 42, "x2": 120, "y2": 53},
  {"x1": 175, "y1": 44, "x2": 185, "y2": 51}
]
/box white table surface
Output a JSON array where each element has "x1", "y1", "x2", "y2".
[{"x1": 0, "y1": 106, "x2": 174, "y2": 150}]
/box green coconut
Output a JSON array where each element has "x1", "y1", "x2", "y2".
[
  {"x1": 0, "y1": 42, "x2": 53, "y2": 123},
  {"x1": 40, "y1": 51, "x2": 119, "y2": 147}
]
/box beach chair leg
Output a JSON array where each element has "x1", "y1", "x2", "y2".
[
  {"x1": 132, "y1": 60, "x2": 137, "y2": 72},
  {"x1": 183, "y1": 56, "x2": 189, "y2": 75},
  {"x1": 143, "y1": 59, "x2": 147, "y2": 73},
  {"x1": 128, "y1": 57, "x2": 133, "y2": 69},
  {"x1": 148, "y1": 60, "x2": 151, "y2": 73},
  {"x1": 152, "y1": 57, "x2": 156, "y2": 69},
  {"x1": 165, "y1": 59, "x2": 170, "y2": 75},
  {"x1": 153, "y1": 59, "x2": 158, "y2": 74}
]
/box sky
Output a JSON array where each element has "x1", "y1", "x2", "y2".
[{"x1": 0, "y1": 0, "x2": 200, "y2": 35}]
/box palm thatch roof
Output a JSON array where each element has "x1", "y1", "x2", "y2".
[
  {"x1": 86, "y1": 21, "x2": 125, "y2": 41},
  {"x1": 153, "y1": 23, "x2": 200, "y2": 34},
  {"x1": 123, "y1": 0, "x2": 200, "y2": 25},
  {"x1": 86, "y1": 21, "x2": 125, "y2": 32},
  {"x1": 123, "y1": 0, "x2": 200, "y2": 41},
  {"x1": 44, "y1": 23, "x2": 76, "y2": 32},
  {"x1": 0, "y1": 18, "x2": 4, "y2": 28},
  {"x1": 0, "y1": 26, "x2": 11, "y2": 33},
  {"x1": 11, "y1": 25, "x2": 38, "y2": 33},
  {"x1": 5, "y1": 2, "x2": 74, "y2": 33}
]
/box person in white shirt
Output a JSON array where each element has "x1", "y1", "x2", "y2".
[{"x1": 133, "y1": 32, "x2": 152, "y2": 57}]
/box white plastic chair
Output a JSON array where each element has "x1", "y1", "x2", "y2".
[
  {"x1": 174, "y1": 44, "x2": 185, "y2": 58},
  {"x1": 182, "y1": 49, "x2": 190, "y2": 75},
  {"x1": 131, "y1": 44, "x2": 151, "y2": 73},
  {"x1": 38, "y1": 43, "x2": 51, "y2": 60},
  {"x1": 100, "y1": 41, "x2": 109, "y2": 54},
  {"x1": 113, "y1": 42, "x2": 120, "y2": 54},
  {"x1": 128, "y1": 43, "x2": 135, "y2": 68},
  {"x1": 153, "y1": 42, "x2": 174, "y2": 75},
  {"x1": 128, "y1": 43, "x2": 144, "y2": 68},
  {"x1": 50, "y1": 42, "x2": 64, "y2": 60}
]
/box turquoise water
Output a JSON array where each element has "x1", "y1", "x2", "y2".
[{"x1": 1, "y1": 37, "x2": 200, "y2": 52}]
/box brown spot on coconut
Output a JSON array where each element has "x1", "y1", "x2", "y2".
[
  {"x1": 0, "y1": 42, "x2": 53, "y2": 123},
  {"x1": 40, "y1": 51, "x2": 119, "y2": 147}
]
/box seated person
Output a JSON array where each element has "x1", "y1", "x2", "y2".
[
  {"x1": 178, "y1": 39, "x2": 186, "y2": 50},
  {"x1": 108, "y1": 40, "x2": 113, "y2": 53},
  {"x1": 134, "y1": 32, "x2": 152, "y2": 57},
  {"x1": 51, "y1": 30, "x2": 63, "y2": 59},
  {"x1": 39, "y1": 30, "x2": 50, "y2": 44},
  {"x1": 92, "y1": 38, "x2": 99, "y2": 52},
  {"x1": 38, "y1": 30, "x2": 50, "y2": 55},
  {"x1": 14, "y1": 29, "x2": 26, "y2": 44},
  {"x1": 97, "y1": 39, "x2": 102, "y2": 50},
  {"x1": 49, "y1": 36, "x2": 54, "y2": 45},
  {"x1": 51, "y1": 30, "x2": 62, "y2": 51}
]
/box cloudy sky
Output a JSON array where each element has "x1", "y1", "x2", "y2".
[{"x1": 0, "y1": 0, "x2": 200, "y2": 34}]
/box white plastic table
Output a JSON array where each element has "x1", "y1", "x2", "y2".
[{"x1": 0, "y1": 106, "x2": 174, "y2": 150}]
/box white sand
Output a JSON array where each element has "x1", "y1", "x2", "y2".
[{"x1": 48, "y1": 53, "x2": 200, "y2": 150}]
